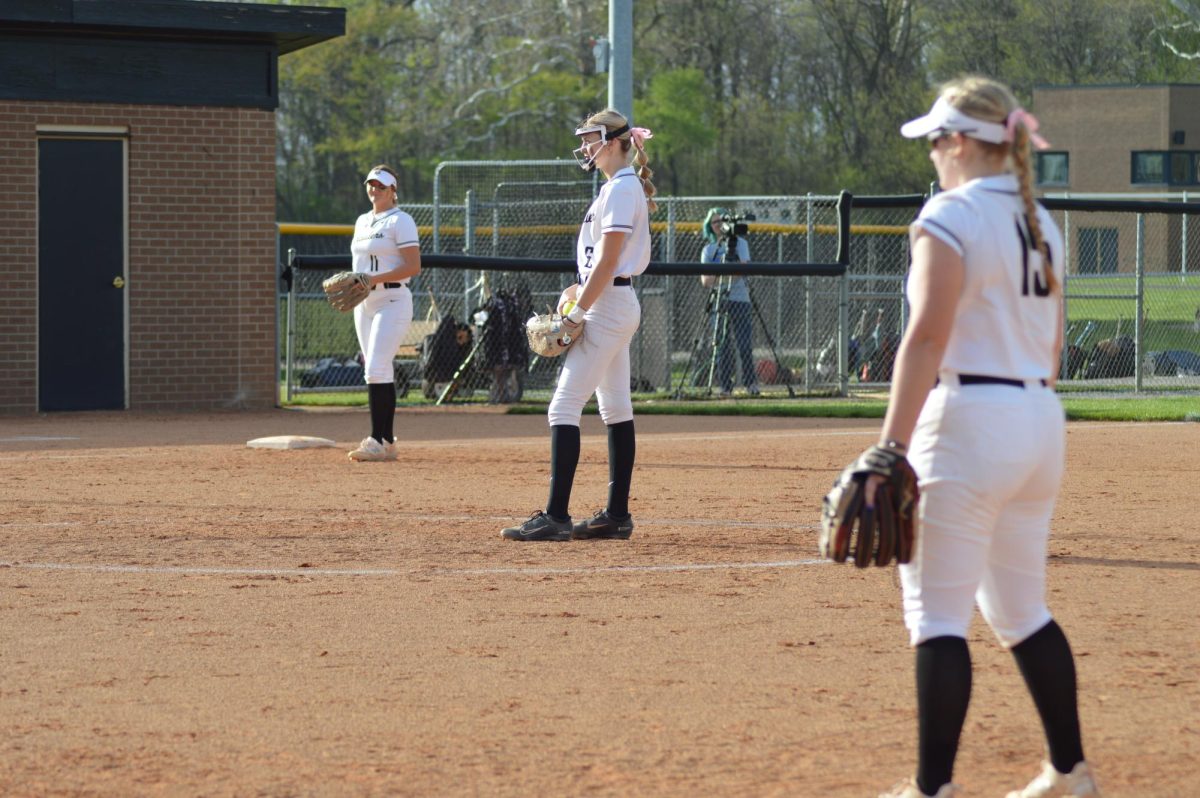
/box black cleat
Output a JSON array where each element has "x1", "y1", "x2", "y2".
[
  {"x1": 501, "y1": 511, "x2": 572, "y2": 541},
  {"x1": 571, "y1": 510, "x2": 634, "y2": 540}
]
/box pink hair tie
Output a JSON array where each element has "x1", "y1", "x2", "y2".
[
  {"x1": 629, "y1": 127, "x2": 653, "y2": 149},
  {"x1": 1006, "y1": 108, "x2": 1050, "y2": 150}
]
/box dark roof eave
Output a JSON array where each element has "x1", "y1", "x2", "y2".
[{"x1": 0, "y1": 0, "x2": 345, "y2": 55}]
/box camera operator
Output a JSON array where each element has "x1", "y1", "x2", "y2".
[{"x1": 699, "y1": 206, "x2": 760, "y2": 396}]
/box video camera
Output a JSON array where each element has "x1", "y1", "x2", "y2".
[{"x1": 719, "y1": 211, "x2": 756, "y2": 240}]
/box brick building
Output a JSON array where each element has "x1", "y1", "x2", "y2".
[
  {"x1": 0, "y1": 1, "x2": 343, "y2": 413},
  {"x1": 1032, "y1": 84, "x2": 1200, "y2": 274},
  {"x1": 1033, "y1": 84, "x2": 1200, "y2": 193}
]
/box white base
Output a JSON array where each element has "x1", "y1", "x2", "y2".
[{"x1": 246, "y1": 435, "x2": 337, "y2": 450}]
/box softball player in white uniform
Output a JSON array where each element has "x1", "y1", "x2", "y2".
[
  {"x1": 347, "y1": 165, "x2": 421, "y2": 462},
  {"x1": 872, "y1": 77, "x2": 1099, "y2": 798},
  {"x1": 502, "y1": 109, "x2": 655, "y2": 541}
]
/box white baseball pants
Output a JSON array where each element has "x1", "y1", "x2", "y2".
[
  {"x1": 547, "y1": 285, "x2": 641, "y2": 427},
  {"x1": 900, "y1": 380, "x2": 1065, "y2": 648},
  {"x1": 354, "y1": 286, "x2": 413, "y2": 384}
]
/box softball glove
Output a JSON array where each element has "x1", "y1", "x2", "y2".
[
  {"x1": 819, "y1": 445, "x2": 918, "y2": 567},
  {"x1": 525, "y1": 312, "x2": 583, "y2": 358},
  {"x1": 322, "y1": 271, "x2": 371, "y2": 312}
]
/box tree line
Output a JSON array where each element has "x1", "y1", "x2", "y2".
[{"x1": 268, "y1": 0, "x2": 1200, "y2": 222}]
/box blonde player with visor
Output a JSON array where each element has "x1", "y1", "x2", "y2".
[
  {"x1": 870, "y1": 77, "x2": 1101, "y2": 798},
  {"x1": 346, "y1": 165, "x2": 421, "y2": 462},
  {"x1": 501, "y1": 109, "x2": 655, "y2": 541}
]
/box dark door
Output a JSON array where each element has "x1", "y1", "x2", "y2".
[{"x1": 38, "y1": 138, "x2": 126, "y2": 410}]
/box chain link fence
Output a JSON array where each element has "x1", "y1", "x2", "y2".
[
  {"x1": 1044, "y1": 194, "x2": 1200, "y2": 390},
  {"x1": 279, "y1": 163, "x2": 1200, "y2": 402}
]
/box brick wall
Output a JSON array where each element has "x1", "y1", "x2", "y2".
[
  {"x1": 1034, "y1": 86, "x2": 1170, "y2": 194},
  {"x1": 0, "y1": 101, "x2": 277, "y2": 413}
]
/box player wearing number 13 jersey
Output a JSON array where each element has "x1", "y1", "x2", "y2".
[{"x1": 870, "y1": 77, "x2": 1100, "y2": 798}]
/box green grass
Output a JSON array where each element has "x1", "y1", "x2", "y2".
[
  {"x1": 279, "y1": 391, "x2": 1198, "y2": 422},
  {"x1": 281, "y1": 297, "x2": 363, "y2": 360},
  {"x1": 1066, "y1": 273, "x2": 1200, "y2": 322},
  {"x1": 502, "y1": 395, "x2": 882, "y2": 418},
  {"x1": 1058, "y1": 395, "x2": 1199, "y2": 421},
  {"x1": 283, "y1": 390, "x2": 370, "y2": 407},
  {"x1": 281, "y1": 389, "x2": 443, "y2": 407}
]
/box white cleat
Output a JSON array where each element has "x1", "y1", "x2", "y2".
[
  {"x1": 1007, "y1": 760, "x2": 1100, "y2": 798},
  {"x1": 347, "y1": 437, "x2": 397, "y2": 462}
]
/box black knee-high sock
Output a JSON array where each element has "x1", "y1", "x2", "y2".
[
  {"x1": 915, "y1": 636, "x2": 972, "y2": 796},
  {"x1": 546, "y1": 424, "x2": 580, "y2": 521},
  {"x1": 1011, "y1": 620, "x2": 1085, "y2": 774},
  {"x1": 606, "y1": 420, "x2": 635, "y2": 518},
  {"x1": 380, "y1": 383, "x2": 396, "y2": 443},
  {"x1": 367, "y1": 383, "x2": 395, "y2": 443}
]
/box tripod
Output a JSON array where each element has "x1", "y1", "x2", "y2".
[
  {"x1": 673, "y1": 235, "x2": 797, "y2": 399},
  {"x1": 673, "y1": 274, "x2": 732, "y2": 398}
]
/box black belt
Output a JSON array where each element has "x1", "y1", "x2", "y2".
[
  {"x1": 938, "y1": 374, "x2": 1047, "y2": 388},
  {"x1": 577, "y1": 272, "x2": 631, "y2": 286},
  {"x1": 371, "y1": 282, "x2": 406, "y2": 291}
]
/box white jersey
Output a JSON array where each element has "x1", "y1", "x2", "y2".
[
  {"x1": 351, "y1": 208, "x2": 419, "y2": 280},
  {"x1": 576, "y1": 167, "x2": 651, "y2": 281},
  {"x1": 911, "y1": 174, "x2": 1064, "y2": 380}
]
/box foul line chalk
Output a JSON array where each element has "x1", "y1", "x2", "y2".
[
  {"x1": 1, "y1": 562, "x2": 395, "y2": 576},
  {"x1": 440, "y1": 559, "x2": 830, "y2": 576},
  {"x1": 0, "y1": 558, "x2": 828, "y2": 578},
  {"x1": 0, "y1": 517, "x2": 820, "y2": 531}
]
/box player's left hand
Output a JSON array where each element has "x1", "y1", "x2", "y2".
[{"x1": 819, "y1": 444, "x2": 919, "y2": 568}]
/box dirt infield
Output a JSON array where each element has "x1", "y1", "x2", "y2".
[{"x1": 1, "y1": 409, "x2": 1197, "y2": 797}]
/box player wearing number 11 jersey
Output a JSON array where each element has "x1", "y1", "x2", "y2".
[{"x1": 346, "y1": 164, "x2": 421, "y2": 462}]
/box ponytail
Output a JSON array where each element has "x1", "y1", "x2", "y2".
[
  {"x1": 1011, "y1": 124, "x2": 1059, "y2": 294},
  {"x1": 634, "y1": 146, "x2": 658, "y2": 213}
]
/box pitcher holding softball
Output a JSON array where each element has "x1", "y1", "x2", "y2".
[{"x1": 500, "y1": 109, "x2": 655, "y2": 542}]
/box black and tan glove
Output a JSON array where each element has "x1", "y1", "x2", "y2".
[{"x1": 819, "y1": 445, "x2": 919, "y2": 567}]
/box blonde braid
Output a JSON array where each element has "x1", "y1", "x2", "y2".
[
  {"x1": 1011, "y1": 125, "x2": 1058, "y2": 294},
  {"x1": 634, "y1": 147, "x2": 658, "y2": 213},
  {"x1": 944, "y1": 75, "x2": 1059, "y2": 294}
]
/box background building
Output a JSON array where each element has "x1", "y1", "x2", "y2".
[
  {"x1": 0, "y1": 0, "x2": 343, "y2": 414},
  {"x1": 1033, "y1": 84, "x2": 1200, "y2": 275}
]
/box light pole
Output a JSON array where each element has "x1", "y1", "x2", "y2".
[{"x1": 608, "y1": 0, "x2": 632, "y2": 119}]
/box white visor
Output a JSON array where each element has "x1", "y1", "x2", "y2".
[
  {"x1": 899, "y1": 97, "x2": 1008, "y2": 145},
  {"x1": 574, "y1": 123, "x2": 607, "y2": 140},
  {"x1": 363, "y1": 168, "x2": 397, "y2": 188}
]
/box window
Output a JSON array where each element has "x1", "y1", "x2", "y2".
[
  {"x1": 1171, "y1": 151, "x2": 1200, "y2": 185},
  {"x1": 1132, "y1": 151, "x2": 1166, "y2": 184},
  {"x1": 1077, "y1": 228, "x2": 1119, "y2": 274},
  {"x1": 1132, "y1": 150, "x2": 1200, "y2": 185},
  {"x1": 1036, "y1": 152, "x2": 1069, "y2": 186}
]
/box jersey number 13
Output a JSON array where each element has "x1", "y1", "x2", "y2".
[{"x1": 1015, "y1": 218, "x2": 1052, "y2": 298}]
